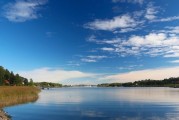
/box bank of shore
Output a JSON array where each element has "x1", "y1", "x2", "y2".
[{"x1": 0, "y1": 86, "x2": 40, "y2": 120}]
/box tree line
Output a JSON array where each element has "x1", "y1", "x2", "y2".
[
  {"x1": 34, "y1": 82, "x2": 62, "y2": 88},
  {"x1": 0, "y1": 66, "x2": 62, "y2": 87},
  {"x1": 0, "y1": 66, "x2": 33, "y2": 86},
  {"x1": 97, "y1": 77, "x2": 179, "y2": 87}
]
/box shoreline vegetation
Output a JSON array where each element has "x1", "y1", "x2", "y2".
[
  {"x1": 35, "y1": 82, "x2": 62, "y2": 88},
  {"x1": 0, "y1": 87, "x2": 40, "y2": 108},
  {"x1": 0, "y1": 86, "x2": 40, "y2": 120},
  {"x1": 0, "y1": 66, "x2": 61, "y2": 120},
  {"x1": 0, "y1": 66, "x2": 41, "y2": 120}
]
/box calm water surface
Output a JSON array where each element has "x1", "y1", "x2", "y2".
[{"x1": 4, "y1": 87, "x2": 179, "y2": 120}]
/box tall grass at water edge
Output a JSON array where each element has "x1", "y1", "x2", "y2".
[{"x1": 0, "y1": 86, "x2": 40, "y2": 108}]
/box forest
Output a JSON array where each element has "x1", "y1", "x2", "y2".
[
  {"x1": 0, "y1": 66, "x2": 62, "y2": 87},
  {"x1": 0, "y1": 66, "x2": 31, "y2": 86}
]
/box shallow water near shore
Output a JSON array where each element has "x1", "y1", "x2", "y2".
[{"x1": 4, "y1": 87, "x2": 179, "y2": 120}]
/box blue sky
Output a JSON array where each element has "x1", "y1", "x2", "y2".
[{"x1": 1, "y1": 0, "x2": 179, "y2": 85}]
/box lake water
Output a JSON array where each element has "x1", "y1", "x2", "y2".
[{"x1": 4, "y1": 87, "x2": 179, "y2": 120}]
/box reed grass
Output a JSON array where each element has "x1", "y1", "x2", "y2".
[{"x1": 0, "y1": 86, "x2": 40, "y2": 108}]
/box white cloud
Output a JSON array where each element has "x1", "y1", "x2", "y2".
[
  {"x1": 3, "y1": 0, "x2": 48, "y2": 22},
  {"x1": 19, "y1": 67, "x2": 95, "y2": 83},
  {"x1": 127, "y1": 33, "x2": 167, "y2": 47},
  {"x1": 116, "y1": 28, "x2": 138, "y2": 33},
  {"x1": 67, "y1": 61, "x2": 80, "y2": 67},
  {"x1": 85, "y1": 2, "x2": 179, "y2": 34},
  {"x1": 87, "y1": 55, "x2": 107, "y2": 59},
  {"x1": 87, "y1": 35, "x2": 121, "y2": 44},
  {"x1": 164, "y1": 53, "x2": 179, "y2": 58},
  {"x1": 101, "y1": 47, "x2": 115, "y2": 52},
  {"x1": 153, "y1": 16, "x2": 179, "y2": 22},
  {"x1": 18, "y1": 66, "x2": 179, "y2": 84},
  {"x1": 112, "y1": 0, "x2": 144, "y2": 5},
  {"x1": 81, "y1": 58, "x2": 96, "y2": 63},
  {"x1": 165, "y1": 26, "x2": 179, "y2": 34},
  {"x1": 127, "y1": 32, "x2": 179, "y2": 57},
  {"x1": 85, "y1": 14, "x2": 139, "y2": 31},
  {"x1": 81, "y1": 55, "x2": 107, "y2": 63},
  {"x1": 92, "y1": 27, "x2": 179, "y2": 58},
  {"x1": 101, "y1": 66, "x2": 179, "y2": 83},
  {"x1": 169, "y1": 60, "x2": 179, "y2": 63},
  {"x1": 118, "y1": 64, "x2": 143, "y2": 70},
  {"x1": 145, "y1": 4, "x2": 158, "y2": 20}
]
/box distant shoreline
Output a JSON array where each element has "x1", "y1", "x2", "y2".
[{"x1": 97, "y1": 77, "x2": 179, "y2": 88}]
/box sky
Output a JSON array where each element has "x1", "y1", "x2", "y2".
[{"x1": 1, "y1": 0, "x2": 179, "y2": 85}]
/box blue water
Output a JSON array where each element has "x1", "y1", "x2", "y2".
[{"x1": 4, "y1": 87, "x2": 179, "y2": 120}]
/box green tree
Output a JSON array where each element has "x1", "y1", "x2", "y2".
[
  {"x1": 0, "y1": 66, "x2": 5, "y2": 85},
  {"x1": 0, "y1": 66, "x2": 31, "y2": 86},
  {"x1": 23, "y1": 78, "x2": 29, "y2": 86},
  {"x1": 29, "y1": 79, "x2": 34, "y2": 86},
  {"x1": 15, "y1": 74, "x2": 23, "y2": 86},
  {"x1": 4, "y1": 69, "x2": 10, "y2": 80},
  {"x1": 9, "y1": 71, "x2": 15, "y2": 85}
]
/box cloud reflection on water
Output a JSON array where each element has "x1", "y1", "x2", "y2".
[
  {"x1": 36, "y1": 88, "x2": 84, "y2": 105},
  {"x1": 4, "y1": 87, "x2": 179, "y2": 120},
  {"x1": 37, "y1": 87, "x2": 179, "y2": 105},
  {"x1": 35, "y1": 87, "x2": 179, "y2": 120},
  {"x1": 112, "y1": 87, "x2": 179, "y2": 104}
]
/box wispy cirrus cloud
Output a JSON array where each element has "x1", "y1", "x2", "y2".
[
  {"x1": 67, "y1": 61, "x2": 81, "y2": 67},
  {"x1": 3, "y1": 0, "x2": 48, "y2": 22},
  {"x1": 118, "y1": 64, "x2": 143, "y2": 70},
  {"x1": 81, "y1": 58, "x2": 96, "y2": 63},
  {"x1": 81, "y1": 55, "x2": 107, "y2": 63},
  {"x1": 112, "y1": 0, "x2": 144, "y2": 5},
  {"x1": 87, "y1": 35, "x2": 121, "y2": 44},
  {"x1": 163, "y1": 26, "x2": 179, "y2": 34},
  {"x1": 144, "y1": 4, "x2": 179, "y2": 23},
  {"x1": 153, "y1": 16, "x2": 179, "y2": 22},
  {"x1": 101, "y1": 47, "x2": 115, "y2": 52},
  {"x1": 86, "y1": 36, "x2": 127, "y2": 55},
  {"x1": 169, "y1": 60, "x2": 179, "y2": 63}
]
